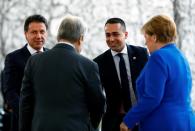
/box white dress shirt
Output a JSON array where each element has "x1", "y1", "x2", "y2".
[{"x1": 111, "y1": 44, "x2": 137, "y2": 105}]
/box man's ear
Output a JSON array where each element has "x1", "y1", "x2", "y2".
[
  {"x1": 75, "y1": 35, "x2": 84, "y2": 53},
  {"x1": 77, "y1": 35, "x2": 84, "y2": 46},
  {"x1": 24, "y1": 32, "x2": 28, "y2": 39},
  {"x1": 80, "y1": 35, "x2": 84, "y2": 42},
  {"x1": 125, "y1": 31, "x2": 128, "y2": 39}
]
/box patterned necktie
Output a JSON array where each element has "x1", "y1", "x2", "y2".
[{"x1": 118, "y1": 53, "x2": 132, "y2": 111}]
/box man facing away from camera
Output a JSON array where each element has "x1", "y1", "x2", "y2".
[{"x1": 19, "y1": 15, "x2": 105, "y2": 131}]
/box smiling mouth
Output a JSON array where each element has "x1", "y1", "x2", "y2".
[
  {"x1": 35, "y1": 41, "x2": 43, "y2": 43},
  {"x1": 110, "y1": 44, "x2": 117, "y2": 47}
]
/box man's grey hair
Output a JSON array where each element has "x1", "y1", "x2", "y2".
[{"x1": 57, "y1": 15, "x2": 87, "y2": 43}]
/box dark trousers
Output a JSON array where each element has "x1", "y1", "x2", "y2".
[{"x1": 10, "y1": 112, "x2": 18, "y2": 131}]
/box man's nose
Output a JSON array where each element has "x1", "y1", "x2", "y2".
[
  {"x1": 36, "y1": 32, "x2": 42, "y2": 38},
  {"x1": 109, "y1": 35, "x2": 114, "y2": 41}
]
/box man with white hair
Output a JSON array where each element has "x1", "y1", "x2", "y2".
[{"x1": 19, "y1": 15, "x2": 105, "y2": 131}]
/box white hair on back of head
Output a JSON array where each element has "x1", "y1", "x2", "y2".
[{"x1": 57, "y1": 14, "x2": 87, "y2": 43}]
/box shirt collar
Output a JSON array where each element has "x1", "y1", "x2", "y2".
[
  {"x1": 27, "y1": 44, "x2": 44, "y2": 55},
  {"x1": 111, "y1": 44, "x2": 128, "y2": 57}
]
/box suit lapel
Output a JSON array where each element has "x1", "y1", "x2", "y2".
[
  {"x1": 21, "y1": 45, "x2": 48, "y2": 66},
  {"x1": 127, "y1": 45, "x2": 137, "y2": 88},
  {"x1": 21, "y1": 45, "x2": 31, "y2": 63},
  {"x1": 43, "y1": 47, "x2": 49, "y2": 52}
]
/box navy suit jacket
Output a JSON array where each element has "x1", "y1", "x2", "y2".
[
  {"x1": 3, "y1": 44, "x2": 48, "y2": 112},
  {"x1": 94, "y1": 44, "x2": 148, "y2": 131},
  {"x1": 19, "y1": 44, "x2": 105, "y2": 131}
]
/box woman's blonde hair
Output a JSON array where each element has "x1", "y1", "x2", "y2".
[{"x1": 141, "y1": 15, "x2": 177, "y2": 43}]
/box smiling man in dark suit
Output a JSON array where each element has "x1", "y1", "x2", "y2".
[
  {"x1": 3, "y1": 14, "x2": 48, "y2": 131},
  {"x1": 94, "y1": 18, "x2": 148, "y2": 131},
  {"x1": 19, "y1": 15, "x2": 105, "y2": 131}
]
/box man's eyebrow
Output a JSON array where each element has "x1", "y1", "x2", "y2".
[{"x1": 105, "y1": 32, "x2": 120, "y2": 34}]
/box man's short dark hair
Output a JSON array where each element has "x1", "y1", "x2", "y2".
[
  {"x1": 24, "y1": 14, "x2": 48, "y2": 32},
  {"x1": 105, "y1": 17, "x2": 126, "y2": 31}
]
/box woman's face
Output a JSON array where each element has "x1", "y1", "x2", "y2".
[{"x1": 144, "y1": 33, "x2": 157, "y2": 53}]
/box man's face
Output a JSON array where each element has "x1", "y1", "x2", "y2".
[
  {"x1": 105, "y1": 23, "x2": 128, "y2": 52},
  {"x1": 24, "y1": 22, "x2": 47, "y2": 50}
]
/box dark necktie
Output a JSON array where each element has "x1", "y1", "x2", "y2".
[
  {"x1": 36, "y1": 50, "x2": 42, "y2": 53},
  {"x1": 118, "y1": 53, "x2": 132, "y2": 111}
]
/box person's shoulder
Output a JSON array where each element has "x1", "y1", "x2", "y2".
[
  {"x1": 93, "y1": 49, "x2": 111, "y2": 62},
  {"x1": 43, "y1": 47, "x2": 49, "y2": 51},
  {"x1": 127, "y1": 44, "x2": 148, "y2": 56},
  {"x1": 127, "y1": 44, "x2": 146, "y2": 51},
  {"x1": 150, "y1": 48, "x2": 169, "y2": 60},
  {"x1": 6, "y1": 45, "x2": 27, "y2": 58},
  {"x1": 76, "y1": 54, "x2": 98, "y2": 68},
  {"x1": 77, "y1": 54, "x2": 92, "y2": 62}
]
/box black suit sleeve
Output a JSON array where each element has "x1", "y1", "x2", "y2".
[
  {"x1": 85, "y1": 62, "x2": 106, "y2": 129},
  {"x1": 4, "y1": 54, "x2": 21, "y2": 112},
  {"x1": 19, "y1": 57, "x2": 34, "y2": 131},
  {"x1": 1, "y1": 70, "x2": 5, "y2": 100}
]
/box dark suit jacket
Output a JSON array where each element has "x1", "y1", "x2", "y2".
[
  {"x1": 19, "y1": 44, "x2": 106, "y2": 131},
  {"x1": 3, "y1": 44, "x2": 48, "y2": 112},
  {"x1": 1, "y1": 70, "x2": 6, "y2": 102},
  {"x1": 94, "y1": 44, "x2": 148, "y2": 131},
  {"x1": 4, "y1": 45, "x2": 31, "y2": 112},
  {"x1": 3, "y1": 44, "x2": 48, "y2": 131}
]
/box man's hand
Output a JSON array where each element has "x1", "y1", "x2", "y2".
[{"x1": 120, "y1": 122, "x2": 131, "y2": 131}]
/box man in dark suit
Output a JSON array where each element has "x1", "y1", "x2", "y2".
[
  {"x1": 94, "y1": 18, "x2": 148, "y2": 131},
  {"x1": 1, "y1": 70, "x2": 12, "y2": 131},
  {"x1": 19, "y1": 15, "x2": 105, "y2": 131},
  {"x1": 3, "y1": 14, "x2": 48, "y2": 131}
]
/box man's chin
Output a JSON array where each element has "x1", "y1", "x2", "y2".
[
  {"x1": 110, "y1": 47, "x2": 118, "y2": 51},
  {"x1": 34, "y1": 45, "x2": 44, "y2": 50},
  {"x1": 36, "y1": 43, "x2": 44, "y2": 47}
]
